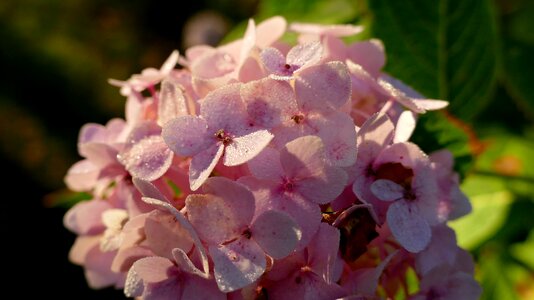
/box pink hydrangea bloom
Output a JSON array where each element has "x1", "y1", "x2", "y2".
[{"x1": 63, "y1": 16, "x2": 480, "y2": 300}]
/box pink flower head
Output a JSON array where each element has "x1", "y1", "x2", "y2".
[
  {"x1": 65, "y1": 119, "x2": 128, "y2": 194},
  {"x1": 239, "y1": 136, "x2": 347, "y2": 249},
  {"x1": 369, "y1": 142, "x2": 440, "y2": 253},
  {"x1": 186, "y1": 177, "x2": 302, "y2": 292},
  {"x1": 162, "y1": 83, "x2": 273, "y2": 190}
]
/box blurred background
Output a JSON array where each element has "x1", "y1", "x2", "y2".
[{"x1": 1, "y1": 0, "x2": 532, "y2": 299}]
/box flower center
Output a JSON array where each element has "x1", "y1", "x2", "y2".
[
  {"x1": 215, "y1": 129, "x2": 232, "y2": 145},
  {"x1": 242, "y1": 228, "x2": 252, "y2": 239},
  {"x1": 291, "y1": 114, "x2": 305, "y2": 124}
]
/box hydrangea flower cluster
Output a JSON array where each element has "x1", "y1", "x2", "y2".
[{"x1": 64, "y1": 17, "x2": 482, "y2": 299}]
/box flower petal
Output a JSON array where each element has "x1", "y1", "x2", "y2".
[
  {"x1": 280, "y1": 135, "x2": 325, "y2": 179},
  {"x1": 200, "y1": 83, "x2": 248, "y2": 132},
  {"x1": 241, "y1": 78, "x2": 297, "y2": 128},
  {"x1": 162, "y1": 115, "x2": 210, "y2": 157},
  {"x1": 295, "y1": 61, "x2": 351, "y2": 112},
  {"x1": 260, "y1": 47, "x2": 286, "y2": 75},
  {"x1": 387, "y1": 201, "x2": 431, "y2": 253},
  {"x1": 251, "y1": 210, "x2": 301, "y2": 259},
  {"x1": 394, "y1": 110, "x2": 417, "y2": 143},
  {"x1": 120, "y1": 135, "x2": 173, "y2": 181},
  {"x1": 210, "y1": 239, "x2": 266, "y2": 293},
  {"x1": 189, "y1": 144, "x2": 224, "y2": 191},
  {"x1": 144, "y1": 210, "x2": 194, "y2": 259},
  {"x1": 246, "y1": 146, "x2": 285, "y2": 180},
  {"x1": 370, "y1": 179, "x2": 405, "y2": 201},
  {"x1": 287, "y1": 41, "x2": 322, "y2": 69},
  {"x1": 223, "y1": 129, "x2": 273, "y2": 166},
  {"x1": 296, "y1": 167, "x2": 348, "y2": 204},
  {"x1": 158, "y1": 79, "x2": 188, "y2": 127},
  {"x1": 347, "y1": 39, "x2": 385, "y2": 77}
]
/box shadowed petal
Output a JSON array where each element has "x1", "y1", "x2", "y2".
[
  {"x1": 387, "y1": 201, "x2": 431, "y2": 253},
  {"x1": 251, "y1": 210, "x2": 301, "y2": 259},
  {"x1": 210, "y1": 239, "x2": 266, "y2": 293}
]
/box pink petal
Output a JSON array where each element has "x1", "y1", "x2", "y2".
[
  {"x1": 182, "y1": 276, "x2": 226, "y2": 300},
  {"x1": 186, "y1": 177, "x2": 255, "y2": 244},
  {"x1": 251, "y1": 210, "x2": 301, "y2": 259},
  {"x1": 373, "y1": 142, "x2": 428, "y2": 170},
  {"x1": 119, "y1": 135, "x2": 173, "y2": 181},
  {"x1": 189, "y1": 144, "x2": 224, "y2": 191},
  {"x1": 280, "y1": 135, "x2": 326, "y2": 179},
  {"x1": 237, "y1": 56, "x2": 265, "y2": 83},
  {"x1": 241, "y1": 78, "x2": 297, "y2": 128},
  {"x1": 210, "y1": 239, "x2": 266, "y2": 292},
  {"x1": 246, "y1": 146, "x2": 285, "y2": 180},
  {"x1": 144, "y1": 210, "x2": 194, "y2": 260},
  {"x1": 296, "y1": 167, "x2": 348, "y2": 204},
  {"x1": 63, "y1": 199, "x2": 111, "y2": 235},
  {"x1": 112, "y1": 246, "x2": 153, "y2": 273},
  {"x1": 311, "y1": 111, "x2": 358, "y2": 167},
  {"x1": 255, "y1": 16, "x2": 287, "y2": 47},
  {"x1": 79, "y1": 142, "x2": 118, "y2": 168},
  {"x1": 159, "y1": 50, "x2": 179, "y2": 74},
  {"x1": 370, "y1": 179, "x2": 405, "y2": 201},
  {"x1": 308, "y1": 223, "x2": 341, "y2": 283},
  {"x1": 162, "y1": 115, "x2": 210, "y2": 157},
  {"x1": 192, "y1": 74, "x2": 234, "y2": 98},
  {"x1": 239, "y1": 177, "x2": 322, "y2": 250},
  {"x1": 190, "y1": 50, "x2": 236, "y2": 79},
  {"x1": 416, "y1": 225, "x2": 458, "y2": 275},
  {"x1": 415, "y1": 99, "x2": 449, "y2": 111},
  {"x1": 268, "y1": 272, "x2": 346, "y2": 300},
  {"x1": 394, "y1": 110, "x2": 417, "y2": 143},
  {"x1": 200, "y1": 83, "x2": 248, "y2": 132},
  {"x1": 287, "y1": 41, "x2": 322, "y2": 69},
  {"x1": 295, "y1": 61, "x2": 351, "y2": 112},
  {"x1": 64, "y1": 159, "x2": 99, "y2": 191},
  {"x1": 347, "y1": 39, "x2": 385, "y2": 77},
  {"x1": 78, "y1": 123, "x2": 107, "y2": 145},
  {"x1": 239, "y1": 19, "x2": 256, "y2": 66},
  {"x1": 172, "y1": 248, "x2": 209, "y2": 279},
  {"x1": 342, "y1": 250, "x2": 397, "y2": 296},
  {"x1": 387, "y1": 200, "x2": 431, "y2": 253},
  {"x1": 132, "y1": 178, "x2": 167, "y2": 201},
  {"x1": 69, "y1": 236, "x2": 100, "y2": 265},
  {"x1": 157, "y1": 79, "x2": 188, "y2": 127},
  {"x1": 125, "y1": 256, "x2": 180, "y2": 299},
  {"x1": 84, "y1": 246, "x2": 122, "y2": 289},
  {"x1": 223, "y1": 129, "x2": 273, "y2": 166},
  {"x1": 260, "y1": 47, "x2": 287, "y2": 75},
  {"x1": 320, "y1": 35, "x2": 347, "y2": 61}
]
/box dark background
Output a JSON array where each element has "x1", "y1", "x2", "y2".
[{"x1": 1, "y1": 1, "x2": 255, "y2": 298}]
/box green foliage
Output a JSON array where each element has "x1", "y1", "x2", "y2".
[{"x1": 368, "y1": 0, "x2": 499, "y2": 121}]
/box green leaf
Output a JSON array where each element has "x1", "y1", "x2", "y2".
[
  {"x1": 368, "y1": 0, "x2": 499, "y2": 120},
  {"x1": 449, "y1": 175, "x2": 513, "y2": 250},
  {"x1": 479, "y1": 251, "x2": 523, "y2": 300},
  {"x1": 474, "y1": 134, "x2": 534, "y2": 198},
  {"x1": 256, "y1": 0, "x2": 357, "y2": 23},
  {"x1": 511, "y1": 230, "x2": 534, "y2": 270}
]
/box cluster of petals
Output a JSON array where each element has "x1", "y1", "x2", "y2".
[{"x1": 63, "y1": 16, "x2": 481, "y2": 299}]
